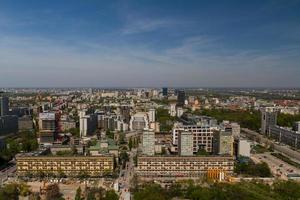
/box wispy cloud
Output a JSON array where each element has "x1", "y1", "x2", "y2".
[{"x1": 121, "y1": 18, "x2": 188, "y2": 35}]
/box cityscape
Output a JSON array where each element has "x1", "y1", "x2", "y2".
[{"x1": 1, "y1": 1, "x2": 300, "y2": 200}]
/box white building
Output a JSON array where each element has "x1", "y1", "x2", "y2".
[
  {"x1": 148, "y1": 108, "x2": 155, "y2": 122},
  {"x1": 178, "y1": 131, "x2": 193, "y2": 156},
  {"x1": 176, "y1": 107, "x2": 184, "y2": 118},
  {"x1": 130, "y1": 112, "x2": 149, "y2": 131},
  {"x1": 238, "y1": 139, "x2": 251, "y2": 157},
  {"x1": 169, "y1": 103, "x2": 176, "y2": 117},
  {"x1": 142, "y1": 130, "x2": 155, "y2": 156}
]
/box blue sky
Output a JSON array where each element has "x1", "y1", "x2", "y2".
[{"x1": 0, "y1": 0, "x2": 300, "y2": 87}]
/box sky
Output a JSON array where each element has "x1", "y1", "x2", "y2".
[{"x1": 0, "y1": 0, "x2": 300, "y2": 88}]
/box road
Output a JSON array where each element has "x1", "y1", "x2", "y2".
[
  {"x1": 251, "y1": 152, "x2": 300, "y2": 180},
  {"x1": 119, "y1": 148, "x2": 136, "y2": 200},
  {"x1": 0, "y1": 162, "x2": 16, "y2": 184},
  {"x1": 242, "y1": 128, "x2": 300, "y2": 162}
]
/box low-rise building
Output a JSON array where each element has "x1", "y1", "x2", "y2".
[
  {"x1": 136, "y1": 156, "x2": 234, "y2": 179},
  {"x1": 16, "y1": 154, "x2": 114, "y2": 177}
]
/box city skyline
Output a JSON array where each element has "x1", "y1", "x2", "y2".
[{"x1": 0, "y1": 0, "x2": 300, "y2": 87}]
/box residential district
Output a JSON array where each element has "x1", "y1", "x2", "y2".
[{"x1": 1, "y1": 88, "x2": 300, "y2": 199}]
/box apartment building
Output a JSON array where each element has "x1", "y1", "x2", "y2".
[
  {"x1": 16, "y1": 154, "x2": 114, "y2": 177},
  {"x1": 136, "y1": 156, "x2": 234, "y2": 178}
]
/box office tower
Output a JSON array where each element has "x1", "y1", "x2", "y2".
[
  {"x1": 0, "y1": 96, "x2": 9, "y2": 116},
  {"x1": 130, "y1": 112, "x2": 149, "y2": 131},
  {"x1": 79, "y1": 113, "x2": 98, "y2": 137},
  {"x1": 39, "y1": 112, "x2": 57, "y2": 143},
  {"x1": 148, "y1": 108, "x2": 155, "y2": 122},
  {"x1": 142, "y1": 130, "x2": 155, "y2": 155},
  {"x1": 176, "y1": 107, "x2": 183, "y2": 118},
  {"x1": 177, "y1": 90, "x2": 185, "y2": 107},
  {"x1": 238, "y1": 139, "x2": 251, "y2": 157},
  {"x1": 213, "y1": 130, "x2": 233, "y2": 156},
  {"x1": 162, "y1": 87, "x2": 168, "y2": 96},
  {"x1": 178, "y1": 131, "x2": 193, "y2": 156},
  {"x1": 261, "y1": 107, "x2": 277, "y2": 135},
  {"x1": 169, "y1": 103, "x2": 176, "y2": 117},
  {"x1": 173, "y1": 124, "x2": 214, "y2": 153}
]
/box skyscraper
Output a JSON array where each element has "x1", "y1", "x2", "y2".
[
  {"x1": 0, "y1": 96, "x2": 9, "y2": 116},
  {"x1": 177, "y1": 90, "x2": 185, "y2": 107},
  {"x1": 162, "y1": 88, "x2": 168, "y2": 96}
]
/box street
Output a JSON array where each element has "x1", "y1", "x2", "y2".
[
  {"x1": 119, "y1": 148, "x2": 136, "y2": 200},
  {"x1": 252, "y1": 152, "x2": 300, "y2": 180}
]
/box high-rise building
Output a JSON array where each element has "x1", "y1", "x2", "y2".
[
  {"x1": 39, "y1": 112, "x2": 57, "y2": 143},
  {"x1": 0, "y1": 96, "x2": 9, "y2": 116},
  {"x1": 142, "y1": 130, "x2": 155, "y2": 156},
  {"x1": 177, "y1": 90, "x2": 185, "y2": 107},
  {"x1": 178, "y1": 131, "x2": 193, "y2": 156},
  {"x1": 120, "y1": 105, "x2": 131, "y2": 124},
  {"x1": 148, "y1": 108, "x2": 155, "y2": 122},
  {"x1": 213, "y1": 130, "x2": 233, "y2": 156},
  {"x1": 261, "y1": 107, "x2": 277, "y2": 135},
  {"x1": 169, "y1": 103, "x2": 177, "y2": 117},
  {"x1": 173, "y1": 123, "x2": 214, "y2": 153},
  {"x1": 79, "y1": 113, "x2": 98, "y2": 137},
  {"x1": 162, "y1": 88, "x2": 168, "y2": 96}
]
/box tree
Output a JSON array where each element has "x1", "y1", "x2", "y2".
[
  {"x1": 104, "y1": 190, "x2": 118, "y2": 200},
  {"x1": 128, "y1": 138, "x2": 133, "y2": 150},
  {"x1": 75, "y1": 187, "x2": 82, "y2": 200}
]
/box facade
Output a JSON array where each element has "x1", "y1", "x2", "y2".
[
  {"x1": 162, "y1": 88, "x2": 168, "y2": 96},
  {"x1": 16, "y1": 155, "x2": 114, "y2": 177},
  {"x1": 0, "y1": 115, "x2": 18, "y2": 135},
  {"x1": 136, "y1": 156, "x2": 234, "y2": 178},
  {"x1": 213, "y1": 131, "x2": 234, "y2": 156},
  {"x1": 142, "y1": 130, "x2": 155, "y2": 156},
  {"x1": 39, "y1": 112, "x2": 57, "y2": 143},
  {"x1": 0, "y1": 96, "x2": 9, "y2": 116},
  {"x1": 129, "y1": 112, "x2": 149, "y2": 131},
  {"x1": 261, "y1": 107, "x2": 277, "y2": 135},
  {"x1": 178, "y1": 131, "x2": 193, "y2": 156},
  {"x1": 269, "y1": 125, "x2": 300, "y2": 148},
  {"x1": 238, "y1": 139, "x2": 251, "y2": 157},
  {"x1": 173, "y1": 124, "x2": 214, "y2": 153},
  {"x1": 169, "y1": 103, "x2": 177, "y2": 117},
  {"x1": 79, "y1": 114, "x2": 98, "y2": 137},
  {"x1": 177, "y1": 90, "x2": 185, "y2": 107},
  {"x1": 148, "y1": 108, "x2": 155, "y2": 123}
]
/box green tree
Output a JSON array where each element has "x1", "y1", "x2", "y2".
[
  {"x1": 104, "y1": 190, "x2": 118, "y2": 200},
  {"x1": 128, "y1": 138, "x2": 133, "y2": 150},
  {"x1": 75, "y1": 187, "x2": 82, "y2": 200}
]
